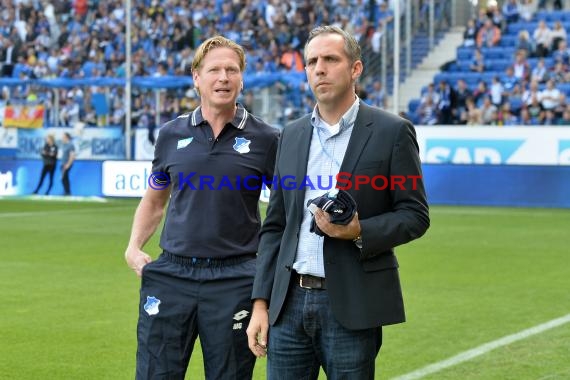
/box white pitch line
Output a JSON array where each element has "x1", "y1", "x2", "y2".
[
  {"x1": 392, "y1": 313, "x2": 570, "y2": 380},
  {"x1": 0, "y1": 205, "x2": 133, "y2": 218}
]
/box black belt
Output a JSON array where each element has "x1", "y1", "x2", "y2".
[
  {"x1": 293, "y1": 271, "x2": 326, "y2": 290},
  {"x1": 163, "y1": 251, "x2": 256, "y2": 267}
]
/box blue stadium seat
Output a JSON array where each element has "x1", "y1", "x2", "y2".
[
  {"x1": 485, "y1": 59, "x2": 512, "y2": 71},
  {"x1": 557, "y1": 83, "x2": 570, "y2": 96},
  {"x1": 456, "y1": 60, "x2": 472, "y2": 72},
  {"x1": 408, "y1": 99, "x2": 421, "y2": 114},
  {"x1": 509, "y1": 98, "x2": 523, "y2": 113},
  {"x1": 457, "y1": 47, "x2": 474, "y2": 60},
  {"x1": 499, "y1": 35, "x2": 517, "y2": 47}
]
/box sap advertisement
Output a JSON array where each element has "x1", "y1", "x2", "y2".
[
  {"x1": 417, "y1": 127, "x2": 570, "y2": 165},
  {"x1": 0, "y1": 159, "x2": 102, "y2": 196},
  {"x1": 0, "y1": 126, "x2": 125, "y2": 160}
]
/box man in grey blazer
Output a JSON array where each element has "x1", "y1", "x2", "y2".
[{"x1": 247, "y1": 25, "x2": 430, "y2": 379}]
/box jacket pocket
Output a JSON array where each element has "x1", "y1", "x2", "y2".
[
  {"x1": 361, "y1": 253, "x2": 399, "y2": 272},
  {"x1": 357, "y1": 159, "x2": 384, "y2": 171}
]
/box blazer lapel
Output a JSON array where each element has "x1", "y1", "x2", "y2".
[
  {"x1": 339, "y1": 104, "x2": 373, "y2": 175},
  {"x1": 293, "y1": 119, "x2": 313, "y2": 224}
]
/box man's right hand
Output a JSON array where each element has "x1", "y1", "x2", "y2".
[
  {"x1": 125, "y1": 246, "x2": 152, "y2": 277},
  {"x1": 246, "y1": 299, "x2": 269, "y2": 357}
]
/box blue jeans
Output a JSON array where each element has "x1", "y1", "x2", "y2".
[{"x1": 267, "y1": 283, "x2": 382, "y2": 380}]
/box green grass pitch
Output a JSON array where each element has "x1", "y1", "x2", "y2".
[{"x1": 1, "y1": 198, "x2": 569, "y2": 379}]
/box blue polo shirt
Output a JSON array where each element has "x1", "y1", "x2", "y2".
[{"x1": 152, "y1": 104, "x2": 279, "y2": 258}]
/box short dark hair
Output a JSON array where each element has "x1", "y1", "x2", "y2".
[{"x1": 304, "y1": 25, "x2": 361, "y2": 64}]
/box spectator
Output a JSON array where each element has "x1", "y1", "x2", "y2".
[
  {"x1": 481, "y1": 96, "x2": 499, "y2": 125},
  {"x1": 527, "y1": 94, "x2": 545, "y2": 124},
  {"x1": 465, "y1": 96, "x2": 483, "y2": 125},
  {"x1": 531, "y1": 58, "x2": 549, "y2": 84},
  {"x1": 418, "y1": 96, "x2": 438, "y2": 125},
  {"x1": 476, "y1": 18, "x2": 502, "y2": 48},
  {"x1": 60, "y1": 96, "x2": 80, "y2": 127},
  {"x1": 454, "y1": 78, "x2": 472, "y2": 124},
  {"x1": 490, "y1": 76, "x2": 504, "y2": 107},
  {"x1": 0, "y1": 37, "x2": 21, "y2": 77},
  {"x1": 552, "y1": 40, "x2": 570, "y2": 67},
  {"x1": 436, "y1": 80, "x2": 456, "y2": 125},
  {"x1": 550, "y1": 61, "x2": 569, "y2": 84},
  {"x1": 509, "y1": 83, "x2": 525, "y2": 106},
  {"x1": 550, "y1": 21, "x2": 567, "y2": 51},
  {"x1": 519, "y1": 106, "x2": 533, "y2": 125},
  {"x1": 503, "y1": 66, "x2": 520, "y2": 96},
  {"x1": 533, "y1": 20, "x2": 552, "y2": 58},
  {"x1": 421, "y1": 83, "x2": 440, "y2": 107},
  {"x1": 470, "y1": 48, "x2": 485, "y2": 72},
  {"x1": 498, "y1": 101, "x2": 520, "y2": 126},
  {"x1": 368, "y1": 80, "x2": 387, "y2": 109},
  {"x1": 279, "y1": 43, "x2": 304, "y2": 72},
  {"x1": 512, "y1": 49, "x2": 531, "y2": 81},
  {"x1": 516, "y1": 30, "x2": 534, "y2": 57},
  {"x1": 502, "y1": 0, "x2": 520, "y2": 24},
  {"x1": 473, "y1": 80, "x2": 490, "y2": 106},
  {"x1": 486, "y1": 1, "x2": 505, "y2": 31},
  {"x1": 539, "y1": 79, "x2": 562, "y2": 111},
  {"x1": 463, "y1": 19, "x2": 477, "y2": 47},
  {"x1": 522, "y1": 80, "x2": 541, "y2": 105},
  {"x1": 554, "y1": 93, "x2": 567, "y2": 118},
  {"x1": 519, "y1": 0, "x2": 534, "y2": 21}
]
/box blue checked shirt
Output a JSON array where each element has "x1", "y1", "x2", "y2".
[{"x1": 293, "y1": 97, "x2": 360, "y2": 278}]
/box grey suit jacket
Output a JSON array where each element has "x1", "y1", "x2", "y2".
[{"x1": 252, "y1": 102, "x2": 430, "y2": 330}]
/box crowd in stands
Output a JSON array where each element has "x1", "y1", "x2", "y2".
[
  {"x1": 0, "y1": 0, "x2": 406, "y2": 130},
  {"x1": 411, "y1": 0, "x2": 570, "y2": 126}
]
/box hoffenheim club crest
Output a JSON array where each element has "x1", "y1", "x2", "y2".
[
  {"x1": 144, "y1": 296, "x2": 161, "y2": 316},
  {"x1": 233, "y1": 137, "x2": 251, "y2": 154}
]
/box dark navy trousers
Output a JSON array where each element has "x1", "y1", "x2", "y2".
[{"x1": 136, "y1": 252, "x2": 256, "y2": 380}]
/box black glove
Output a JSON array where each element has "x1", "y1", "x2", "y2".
[{"x1": 307, "y1": 189, "x2": 357, "y2": 236}]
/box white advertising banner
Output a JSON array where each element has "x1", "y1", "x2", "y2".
[
  {"x1": 102, "y1": 160, "x2": 152, "y2": 197},
  {"x1": 416, "y1": 127, "x2": 570, "y2": 165}
]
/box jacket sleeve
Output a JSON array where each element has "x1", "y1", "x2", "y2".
[
  {"x1": 252, "y1": 128, "x2": 286, "y2": 303},
  {"x1": 358, "y1": 120, "x2": 430, "y2": 259}
]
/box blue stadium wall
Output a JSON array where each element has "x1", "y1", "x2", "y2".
[{"x1": 423, "y1": 164, "x2": 570, "y2": 208}]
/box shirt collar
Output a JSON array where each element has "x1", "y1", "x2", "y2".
[
  {"x1": 311, "y1": 96, "x2": 360, "y2": 133},
  {"x1": 190, "y1": 103, "x2": 249, "y2": 130}
]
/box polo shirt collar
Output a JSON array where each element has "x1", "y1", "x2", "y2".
[{"x1": 190, "y1": 103, "x2": 249, "y2": 130}]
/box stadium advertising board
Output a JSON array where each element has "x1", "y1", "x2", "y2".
[
  {"x1": 559, "y1": 140, "x2": 570, "y2": 164},
  {"x1": 0, "y1": 159, "x2": 102, "y2": 196},
  {"x1": 102, "y1": 160, "x2": 272, "y2": 202},
  {"x1": 416, "y1": 127, "x2": 570, "y2": 165},
  {"x1": 133, "y1": 126, "x2": 570, "y2": 166},
  {"x1": 0, "y1": 126, "x2": 125, "y2": 160},
  {"x1": 102, "y1": 160, "x2": 153, "y2": 197}
]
